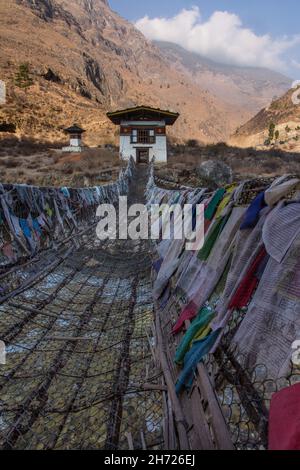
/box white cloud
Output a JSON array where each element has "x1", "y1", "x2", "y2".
[{"x1": 135, "y1": 7, "x2": 300, "y2": 71}]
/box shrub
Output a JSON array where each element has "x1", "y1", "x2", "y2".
[
  {"x1": 3, "y1": 158, "x2": 20, "y2": 168},
  {"x1": 62, "y1": 165, "x2": 74, "y2": 175},
  {"x1": 186, "y1": 139, "x2": 199, "y2": 148},
  {"x1": 0, "y1": 122, "x2": 16, "y2": 133},
  {"x1": 262, "y1": 159, "x2": 281, "y2": 173}
]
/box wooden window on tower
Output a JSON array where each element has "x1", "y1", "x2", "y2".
[
  {"x1": 131, "y1": 129, "x2": 138, "y2": 143},
  {"x1": 149, "y1": 129, "x2": 155, "y2": 142},
  {"x1": 131, "y1": 129, "x2": 156, "y2": 144},
  {"x1": 138, "y1": 129, "x2": 149, "y2": 144}
]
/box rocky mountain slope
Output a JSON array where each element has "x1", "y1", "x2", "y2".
[
  {"x1": 230, "y1": 87, "x2": 300, "y2": 151},
  {"x1": 0, "y1": 0, "x2": 292, "y2": 146},
  {"x1": 156, "y1": 41, "x2": 290, "y2": 115},
  {"x1": 0, "y1": 0, "x2": 242, "y2": 145}
]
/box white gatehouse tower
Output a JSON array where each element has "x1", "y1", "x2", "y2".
[{"x1": 107, "y1": 106, "x2": 179, "y2": 164}]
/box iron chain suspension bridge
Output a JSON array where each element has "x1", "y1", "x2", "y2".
[
  {"x1": 0, "y1": 164, "x2": 164, "y2": 450},
  {"x1": 0, "y1": 161, "x2": 300, "y2": 450}
]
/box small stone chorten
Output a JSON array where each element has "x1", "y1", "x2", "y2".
[{"x1": 62, "y1": 124, "x2": 86, "y2": 153}]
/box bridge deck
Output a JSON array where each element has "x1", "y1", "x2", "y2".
[{"x1": 0, "y1": 166, "x2": 164, "y2": 450}]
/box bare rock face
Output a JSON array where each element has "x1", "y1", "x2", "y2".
[
  {"x1": 83, "y1": 53, "x2": 108, "y2": 97},
  {"x1": 16, "y1": 0, "x2": 55, "y2": 20},
  {"x1": 42, "y1": 68, "x2": 62, "y2": 83},
  {"x1": 0, "y1": 0, "x2": 256, "y2": 145},
  {"x1": 197, "y1": 161, "x2": 233, "y2": 187}
]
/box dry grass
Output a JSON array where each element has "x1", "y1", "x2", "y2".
[
  {"x1": 1, "y1": 139, "x2": 299, "y2": 189},
  {"x1": 156, "y1": 143, "x2": 300, "y2": 187},
  {"x1": 0, "y1": 141, "x2": 121, "y2": 187}
]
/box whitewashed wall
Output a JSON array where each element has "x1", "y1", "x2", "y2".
[
  {"x1": 70, "y1": 137, "x2": 81, "y2": 147},
  {"x1": 119, "y1": 120, "x2": 168, "y2": 163}
]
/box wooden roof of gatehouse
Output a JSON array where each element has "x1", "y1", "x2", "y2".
[
  {"x1": 107, "y1": 106, "x2": 180, "y2": 126},
  {"x1": 64, "y1": 124, "x2": 86, "y2": 134}
]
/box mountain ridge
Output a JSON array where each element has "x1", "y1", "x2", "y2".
[
  {"x1": 230, "y1": 87, "x2": 300, "y2": 151},
  {"x1": 1, "y1": 0, "x2": 242, "y2": 144},
  {"x1": 0, "y1": 0, "x2": 293, "y2": 146},
  {"x1": 155, "y1": 41, "x2": 291, "y2": 114}
]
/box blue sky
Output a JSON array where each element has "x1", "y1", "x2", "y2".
[{"x1": 109, "y1": 0, "x2": 300, "y2": 77}]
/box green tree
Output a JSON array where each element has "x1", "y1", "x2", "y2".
[
  {"x1": 274, "y1": 130, "x2": 280, "y2": 141},
  {"x1": 268, "y1": 122, "x2": 275, "y2": 141},
  {"x1": 15, "y1": 63, "x2": 33, "y2": 90},
  {"x1": 187, "y1": 139, "x2": 199, "y2": 148}
]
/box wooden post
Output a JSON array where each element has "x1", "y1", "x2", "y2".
[
  {"x1": 196, "y1": 363, "x2": 234, "y2": 450},
  {"x1": 155, "y1": 303, "x2": 190, "y2": 450},
  {"x1": 125, "y1": 432, "x2": 134, "y2": 450}
]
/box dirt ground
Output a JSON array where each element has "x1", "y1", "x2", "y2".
[
  {"x1": 156, "y1": 143, "x2": 300, "y2": 188},
  {"x1": 0, "y1": 138, "x2": 121, "y2": 187},
  {"x1": 0, "y1": 138, "x2": 299, "y2": 188}
]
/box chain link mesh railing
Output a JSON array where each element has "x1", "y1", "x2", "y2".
[{"x1": 0, "y1": 166, "x2": 164, "y2": 450}]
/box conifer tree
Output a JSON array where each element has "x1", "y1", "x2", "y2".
[
  {"x1": 15, "y1": 63, "x2": 33, "y2": 90},
  {"x1": 268, "y1": 122, "x2": 275, "y2": 141}
]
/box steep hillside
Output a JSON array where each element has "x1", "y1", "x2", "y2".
[
  {"x1": 156, "y1": 41, "x2": 291, "y2": 116},
  {"x1": 230, "y1": 87, "x2": 300, "y2": 151},
  {"x1": 0, "y1": 0, "x2": 247, "y2": 145}
]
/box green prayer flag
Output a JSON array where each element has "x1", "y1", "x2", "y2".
[
  {"x1": 198, "y1": 214, "x2": 230, "y2": 261},
  {"x1": 175, "y1": 306, "x2": 215, "y2": 365},
  {"x1": 205, "y1": 188, "x2": 226, "y2": 221}
]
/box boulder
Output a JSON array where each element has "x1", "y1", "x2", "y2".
[{"x1": 197, "y1": 160, "x2": 233, "y2": 187}]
